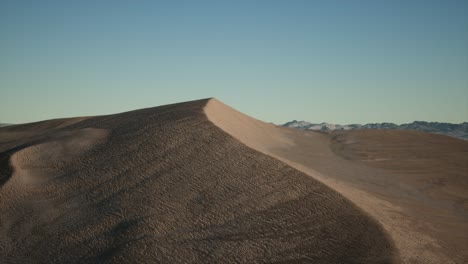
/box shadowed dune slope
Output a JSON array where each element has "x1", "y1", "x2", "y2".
[
  {"x1": 0, "y1": 99, "x2": 396, "y2": 263},
  {"x1": 205, "y1": 99, "x2": 468, "y2": 264}
]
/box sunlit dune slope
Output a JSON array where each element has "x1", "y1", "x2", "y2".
[{"x1": 205, "y1": 99, "x2": 468, "y2": 264}]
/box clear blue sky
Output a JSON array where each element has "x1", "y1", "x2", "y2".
[{"x1": 1, "y1": 0, "x2": 467, "y2": 124}]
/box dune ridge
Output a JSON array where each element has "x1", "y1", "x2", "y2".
[{"x1": 0, "y1": 99, "x2": 396, "y2": 263}]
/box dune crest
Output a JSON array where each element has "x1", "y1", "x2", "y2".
[{"x1": 204, "y1": 98, "x2": 295, "y2": 152}]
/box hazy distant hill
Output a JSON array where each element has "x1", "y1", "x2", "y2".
[
  {"x1": 0, "y1": 123, "x2": 11, "y2": 127},
  {"x1": 283, "y1": 120, "x2": 468, "y2": 140}
]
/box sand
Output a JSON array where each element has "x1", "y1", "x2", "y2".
[
  {"x1": 0, "y1": 98, "x2": 463, "y2": 263},
  {"x1": 205, "y1": 98, "x2": 468, "y2": 264}
]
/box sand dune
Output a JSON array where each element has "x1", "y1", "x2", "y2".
[
  {"x1": 0, "y1": 99, "x2": 396, "y2": 263},
  {"x1": 2, "y1": 98, "x2": 465, "y2": 263}
]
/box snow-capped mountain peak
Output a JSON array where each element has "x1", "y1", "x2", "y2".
[{"x1": 282, "y1": 120, "x2": 468, "y2": 140}]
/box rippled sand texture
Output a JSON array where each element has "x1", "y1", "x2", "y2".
[{"x1": 1, "y1": 99, "x2": 398, "y2": 263}]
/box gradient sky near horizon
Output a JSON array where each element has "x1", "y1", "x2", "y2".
[{"x1": 1, "y1": 1, "x2": 467, "y2": 125}]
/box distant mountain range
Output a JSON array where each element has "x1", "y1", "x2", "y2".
[{"x1": 282, "y1": 120, "x2": 468, "y2": 140}]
